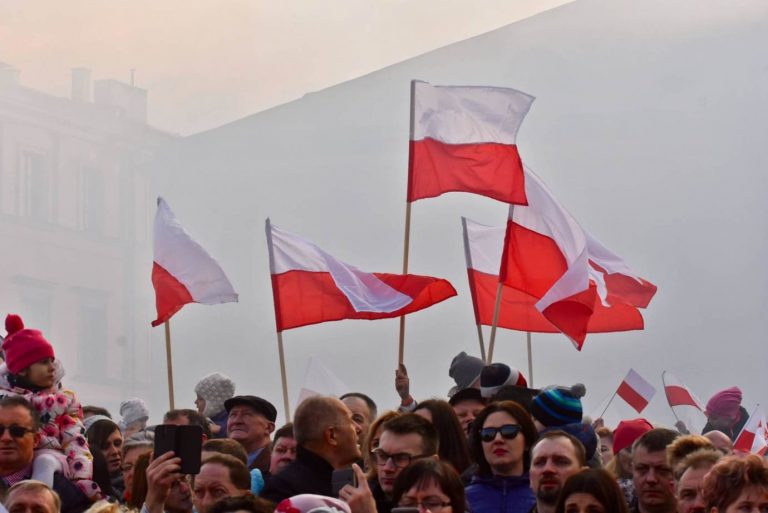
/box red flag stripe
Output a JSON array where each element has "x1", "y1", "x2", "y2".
[
  {"x1": 617, "y1": 381, "x2": 650, "y2": 413},
  {"x1": 151, "y1": 262, "x2": 194, "y2": 327},
  {"x1": 664, "y1": 385, "x2": 701, "y2": 409},
  {"x1": 407, "y1": 140, "x2": 527, "y2": 204}
]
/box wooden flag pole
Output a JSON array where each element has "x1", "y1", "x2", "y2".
[
  {"x1": 276, "y1": 332, "x2": 291, "y2": 422},
  {"x1": 476, "y1": 324, "x2": 487, "y2": 363},
  {"x1": 164, "y1": 321, "x2": 175, "y2": 410},
  {"x1": 526, "y1": 332, "x2": 533, "y2": 387},
  {"x1": 486, "y1": 282, "x2": 504, "y2": 363},
  {"x1": 398, "y1": 201, "x2": 412, "y2": 365}
]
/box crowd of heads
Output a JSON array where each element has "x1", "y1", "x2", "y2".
[{"x1": 1, "y1": 314, "x2": 767, "y2": 513}]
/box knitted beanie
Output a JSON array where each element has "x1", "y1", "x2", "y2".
[
  {"x1": 119, "y1": 398, "x2": 150, "y2": 428},
  {"x1": 84, "y1": 414, "x2": 116, "y2": 434},
  {"x1": 2, "y1": 314, "x2": 55, "y2": 374},
  {"x1": 479, "y1": 363, "x2": 527, "y2": 398},
  {"x1": 532, "y1": 384, "x2": 586, "y2": 427},
  {"x1": 195, "y1": 372, "x2": 236, "y2": 417},
  {"x1": 448, "y1": 352, "x2": 485, "y2": 391},
  {"x1": 705, "y1": 386, "x2": 742, "y2": 421},
  {"x1": 613, "y1": 418, "x2": 653, "y2": 454}
]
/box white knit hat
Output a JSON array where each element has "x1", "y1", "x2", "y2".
[
  {"x1": 119, "y1": 398, "x2": 150, "y2": 429},
  {"x1": 194, "y1": 372, "x2": 235, "y2": 417}
]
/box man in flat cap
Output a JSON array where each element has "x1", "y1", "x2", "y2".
[{"x1": 225, "y1": 395, "x2": 277, "y2": 475}]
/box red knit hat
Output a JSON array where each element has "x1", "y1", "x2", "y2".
[
  {"x1": 2, "y1": 314, "x2": 55, "y2": 374},
  {"x1": 613, "y1": 418, "x2": 653, "y2": 454}
]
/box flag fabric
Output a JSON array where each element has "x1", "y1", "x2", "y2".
[
  {"x1": 266, "y1": 220, "x2": 457, "y2": 331},
  {"x1": 463, "y1": 217, "x2": 655, "y2": 336},
  {"x1": 296, "y1": 357, "x2": 351, "y2": 408},
  {"x1": 498, "y1": 168, "x2": 657, "y2": 348},
  {"x1": 734, "y1": 407, "x2": 768, "y2": 455},
  {"x1": 151, "y1": 197, "x2": 238, "y2": 327},
  {"x1": 407, "y1": 81, "x2": 534, "y2": 204},
  {"x1": 616, "y1": 369, "x2": 656, "y2": 413},
  {"x1": 662, "y1": 371, "x2": 706, "y2": 434}
]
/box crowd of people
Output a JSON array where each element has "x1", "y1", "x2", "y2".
[{"x1": 1, "y1": 316, "x2": 767, "y2": 513}]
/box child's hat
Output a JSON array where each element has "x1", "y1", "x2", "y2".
[{"x1": 2, "y1": 314, "x2": 55, "y2": 374}]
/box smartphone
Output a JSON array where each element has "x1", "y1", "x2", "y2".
[
  {"x1": 153, "y1": 424, "x2": 203, "y2": 475},
  {"x1": 331, "y1": 468, "x2": 356, "y2": 497}
]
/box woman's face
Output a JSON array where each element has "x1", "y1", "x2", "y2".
[
  {"x1": 122, "y1": 446, "x2": 151, "y2": 493},
  {"x1": 481, "y1": 411, "x2": 525, "y2": 476},
  {"x1": 102, "y1": 429, "x2": 124, "y2": 474},
  {"x1": 398, "y1": 479, "x2": 453, "y2": 513},
  {"x1": 722, "y1": 485, "x2": 768, "y2": 513},
  {"x1": 598, "y1": 436, "x2": 613, "y2": 464},
  {"x1": 564, "y1": 493, "x2": 604, "y2": 513}
]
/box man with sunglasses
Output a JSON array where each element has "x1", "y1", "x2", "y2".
[
  {"x1": 368, "y1": 414, "x2": 438, "y2": 513},
  {"x1": 0, "y1": 396, "x2": 89, "y2": 513}
]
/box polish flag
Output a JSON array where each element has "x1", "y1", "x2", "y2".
[
  {"x1": 407, "y1": 80, "x2": 534, "y2": 205},
  {"x1": 616, "y1": 369, "x2": 656, "y2": 413},
  {"x1": 151, "y1": 198, "x2": 238, "y2": 327},
  {"x1": 498, "y1": 168, "x2": 657, "y2": 348},
  {"x1": 662, "y1": 371, "x2": 703, "y2": 410},
  {"x1": 734, "y1": 407, "x2": 768, "y2": 455},
  {"x1": 266, "y1": 220, "x2": 456, "y2": 331},
  {"x1": 463, "y1": 217, "x2": 653, "y2": 336}
]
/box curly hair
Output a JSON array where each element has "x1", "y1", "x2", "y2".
[{"x1": 701, "y1": 454, "x2": 768, "y2": 511}]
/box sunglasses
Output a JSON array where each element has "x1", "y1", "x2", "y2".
[
  {"x1": 0, "y1": 424, "x2": 34, "y2": 438},
  {"x1": 479, "y1": 424, "x2": 522, "y2": 443}
]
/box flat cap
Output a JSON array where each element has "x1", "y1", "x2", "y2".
[{"x1": 224, "y1": 395, "x2": 277, "y2": 422}]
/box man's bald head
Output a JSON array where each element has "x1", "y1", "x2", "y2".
[
  {"x1": 293, "y1": 396, "x2": 348, "y2": 444},
  {"x1": 703, "y1": 430, "x2": 733, "y2": 455}
]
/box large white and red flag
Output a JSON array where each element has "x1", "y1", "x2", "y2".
[
  {"x1": 662, "y1": 371, "x2": 706, "y2": 434},
  {"x1": 498, "y1": 168, "x2": 657, "y2": 348},
  {"x1": 616, "y1": 369, "x2": 656, "y2": 413},
  {"x1": 734, "y1": 406, "x2": 768, "y2": 455},
  {"x1": 407, "y1": 81, "x2": 534, "y2": 205},
  {"x1": 151, "y1": 197, "x2": 238, "y2": 327},
  {"x1": 463, "y1": 217, "x2": 654, "y2": 336},
  {"x1": 266, "y1": 220, "x2": 456, "y2": 331}
]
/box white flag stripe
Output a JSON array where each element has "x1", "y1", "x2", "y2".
[
  {"x1": 463, "y1": 218, "x2": 505, "y2": 275},
  {"x1": 411, "y1": 81, "x2": 535, "y2": 144},
  {"x1": 267, "y1": 222, "x2": 411, "y2": 313},
  {"x1": 624, "y1": 369, "x2": 656, "y2": 401},
  {"x1": 154, "y1": 198, "x2": 238, "y2": 303}
]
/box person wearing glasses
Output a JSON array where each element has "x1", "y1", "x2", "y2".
[
  {"x1": 0, "y1": 396, "x2": 90, "y2": 513},
  {"x1": 466, "y1": 401, "x2": 538, "y2": 513},
  {"x1": 392, "y1": 459, "x2": 466, "y2": 513},
  {"x1": 364, "y1": 414, "x2": 439, "y2": 513}
]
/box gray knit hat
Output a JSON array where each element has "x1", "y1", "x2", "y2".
[
  {"x1": 195, "y1": 372, "x2": 236, "y2": 417},
  {"x1": 119, "y1": 398, "x2": 149, "y2": 430},
  {"x1": 448, "y1": 352, "x2": 485, "y2": 395}
]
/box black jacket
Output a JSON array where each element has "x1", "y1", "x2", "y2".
[{"x1": 261, "y1": 446, "x2": 335, "y2": 504}]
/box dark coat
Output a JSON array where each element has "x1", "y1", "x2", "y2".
[
  {"x1": 249, "y1": 445, "x2": 272, "y2": 475},
  {"x1": 261, "y1": 446, "x2": 335, "y2": 504},
  {"x1": 702, "y1": 406, "x2": 750, "y2": 440}
]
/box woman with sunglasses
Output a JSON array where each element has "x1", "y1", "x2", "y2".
[
  {"x1": 392, "y1": 459, "x2": 466, "y2": 513},
  {"x1": 466, "y1": 401, "x2": 538, "y2": 513}
]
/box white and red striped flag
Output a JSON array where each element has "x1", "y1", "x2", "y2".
[
  {"x1": 617, "y1": 369, "x2": 656, "y2": 413},
  {"x1": 734, "y1": 406, "x2": 768, "y2": 455},
  {"x1": 265, "y1": 220, "x2": 456, "y2": 331},
  {"x1": 151, "y1": 197, "x2": 238, "y2": 327},
  {"x1": 498, "y1": 168, "x2": 657, "y2": 348},
  {"x1": 662, "y1": 371, "x2": 706, "y2": 434},
  {"x1": 407, "y1": 81, "x2": 534, "y2": 205},
  {"x1": 463, "y1": 216, "x2": 654, "y2": 337}
]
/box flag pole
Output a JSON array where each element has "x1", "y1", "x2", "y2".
[
  {"x1": 476, "y1": 325, "x2": 487, "y2": 363},
  {"x1": 486, "y1": 282, "x2": 504, "y2": 363},
  {"x1": 526, "y1": 332, "x2": 533, "y2": 387},
  {"x1": 398, "y1": 201, "x2": 412, "y2": 365},
  {"x1": 598, "y1": 390, "x2": 618, "y2": 420},
  {"x1": 276, "y1": 331, "x2": 291, "y2": 422},
  {"x1": 164, "y1": 321, "x2": 175, "y2": 410},
  {"x1": 461, "y1": 217, "x2": 487, "y2": 361}
]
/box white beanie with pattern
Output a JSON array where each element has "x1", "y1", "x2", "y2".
[{"x1": 194, "y1": 372, "x2": 235, "y2": 417}]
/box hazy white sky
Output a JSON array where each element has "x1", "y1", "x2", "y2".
[{"x1": 0, "y1": 0, "x2": 571, "y2": 135}]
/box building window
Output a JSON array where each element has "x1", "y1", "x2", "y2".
[
  {"x1": 18, "y1": 149, "x2": 50, "y2": 221},
  {"x1": 80, "y1": 166, "x2": 104, "y2": 234},
  {"x1": 78, "y1": 299, "x2": 108, "y2": 378}
]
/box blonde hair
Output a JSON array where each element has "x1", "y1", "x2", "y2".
[{"x1": 6, "y1": 480, "x2": 61, "y2": 513}]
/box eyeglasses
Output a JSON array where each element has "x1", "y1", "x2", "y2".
[
  {"x1": 479, "y1": 424, "x2": 522, "y2": 443},
  {"x1": 371, "y1": 448, "x2": 431, "y2": 468},
  {"x1": 399, "y1": 500, "x2": 452, "y2": 511},
  {"x1": 0, "y1": 424, "x2": 35, "y2": 438}
]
